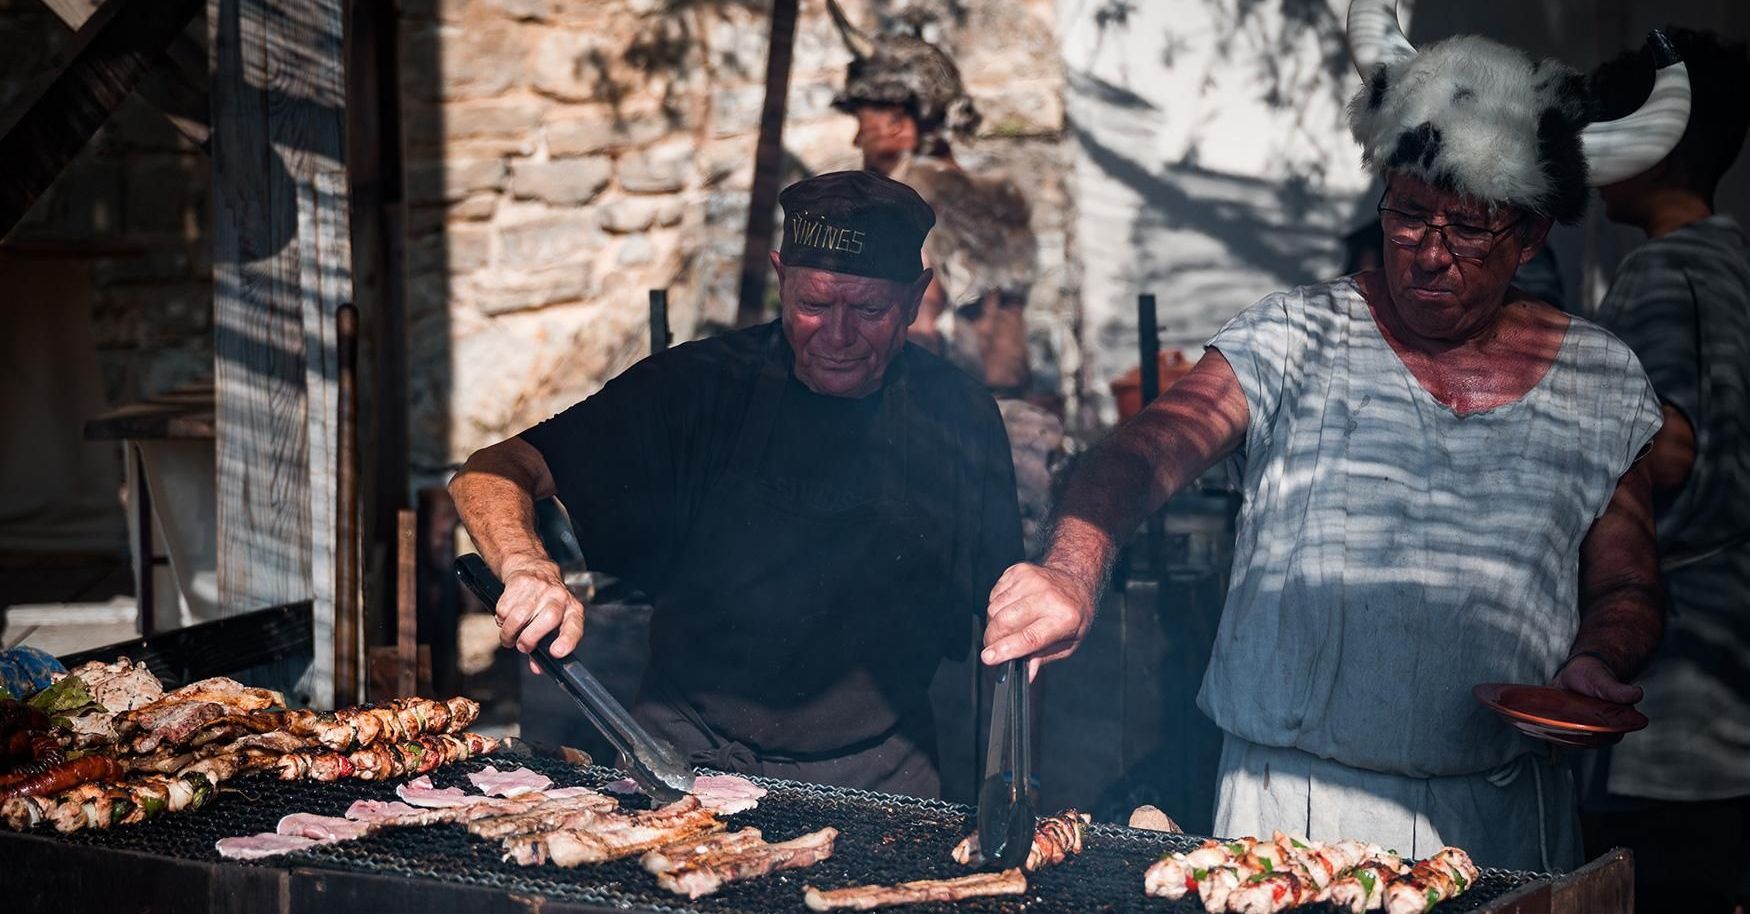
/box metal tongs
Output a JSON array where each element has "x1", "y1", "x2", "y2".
[
  {"x1": 975, "y1": 659, "x2": 1035, "y2": 870},
  {"x1": 454, "y1": 553, "x2": 695, "y2": 802}
]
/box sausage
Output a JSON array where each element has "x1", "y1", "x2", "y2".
[
  {"x1": 0, "y1": 702, "x2": 52, "y2": 765},
  {"x1": 0, "y1": 700, "x2": 51, "y2": 733},
  {"x1": 0, "y1": 756, "x2": 122, "y2": 800}
]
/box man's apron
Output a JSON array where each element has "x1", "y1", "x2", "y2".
[{"x1": 630, "y1": 339, "x2": 951, "y2": 798}]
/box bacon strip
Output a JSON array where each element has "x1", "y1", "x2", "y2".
[{"x1": 803, "y1": 869, "x2": 1028, "y2": 911}]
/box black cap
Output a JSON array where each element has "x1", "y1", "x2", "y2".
[{"x1": 778, "y1": 171, "x2": 935, "y2": 282}]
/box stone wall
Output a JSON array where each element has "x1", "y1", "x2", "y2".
[{"x1": 400, "y1": 0, "x2": 1074, "y2": 472}]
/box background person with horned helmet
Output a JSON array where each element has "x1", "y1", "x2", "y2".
[
  {"x1": 826, "y1": 0, "x2": 1065, "y2": 556},
  {"x1": 976, "y1": 0, "x2": 1694, "y2": 871}
]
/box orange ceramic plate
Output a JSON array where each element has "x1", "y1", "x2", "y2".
[{"x1": 1473, "y1": 683, "x2": 1649, "y2": 744}]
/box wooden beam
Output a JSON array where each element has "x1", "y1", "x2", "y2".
[
  {"x1": 0, "y1": 0, "x2": 203, "y2": 241},
  {"x1": 343, "y1": 0, "x2": 410, "y2": 659},
  {"x1": 211, "y1": 0, "x2": 350, "y2": 706},
  {"x1": 36, "y1": 0, "x2": 210, "y2": 150},
  {"x1": 734, "y1": 0, "x2": 799, "y2": 327}
]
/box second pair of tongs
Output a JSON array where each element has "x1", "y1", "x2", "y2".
[
  {"x1": 454, "y1": 553, "x2": 694, "y2": 803},
  {"x1": 975, "y1": 658, "x2": 1035, "y2": 869}
]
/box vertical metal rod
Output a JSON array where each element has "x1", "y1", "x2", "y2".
[
  {"x1": 133, "y1": 445, "x2": 155, "y2": 636},
  {"x1": 1137, "y1": 294, "x2": 1164, "y2": 571},
  {"x1": 335, "y1": 304, "x2": 360, "y2": 705},
  {"x1": 396, "y1": 508, "x2": 418, "y2": 698},
  {"x1": 1138, "y1": 293, "x2": 1161, "y2": 406},
  {"x1": 649, "y1": 289, "x2": 670, "y2": 354}
]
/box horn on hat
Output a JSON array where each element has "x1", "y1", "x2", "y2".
[
  {"x1": 1582, "y1": 31, "x2": 1693, "y2": 186},
  {"x1": 825, "y1": 0, "x2": 875, "y2": 61},
  {"x1": 1346, "y1": 0, "x2": 1416, "y2": 77}
]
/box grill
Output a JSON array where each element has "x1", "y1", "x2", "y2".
[{"x1": 29, "y1": 753, "x2": 1545, "y2": 913}]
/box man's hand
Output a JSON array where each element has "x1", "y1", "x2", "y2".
[
  {"x1": 495, "y1": 557, "x2": 586, "y2": 675},
  {"x1": 1552, "y1": 654, "x2": 1643, "y2": 705},
  {"x1": 980, "y1": 562, "x2": 1096, "y2": 679}
]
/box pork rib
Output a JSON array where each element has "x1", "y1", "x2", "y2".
[{"x1": 803, "y1": 869, "x2": 1028, "y2": 911}]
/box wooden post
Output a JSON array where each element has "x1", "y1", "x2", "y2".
[
  {"x1": 734, "y1": 0, "x2": 799, "y2": 327},
  {"x1": 210, "y1": 0, "x2": 350, "y2": 706},
  {"x1": 345, "y1": 0, "x2": 409, "y2": 661},
  {"x1": 396, "y1": 508, "x2": 417, "y2": 699},
  {"x1": 334, "y1": 304, "x2": 360, "y2": 706}
]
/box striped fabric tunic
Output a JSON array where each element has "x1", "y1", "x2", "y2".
[
  {"x1": 1196, "y1": 276, "x2": 1660, "y2": 870},
  {"x1": 1594, "y1": 215, "x2": 1750, "y2": 803}
]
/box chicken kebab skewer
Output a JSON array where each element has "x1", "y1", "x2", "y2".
[{"x1": 1146, "y1": 833, "x2": 1424, "y2": 914}]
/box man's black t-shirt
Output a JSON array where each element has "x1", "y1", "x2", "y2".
[{"x1": 519, "y1": 321, "x2": 1023, "y2": 756}]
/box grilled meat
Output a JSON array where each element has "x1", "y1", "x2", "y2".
[
  {"x1": 62, "y1": 658, "x2": 164, "y2": 712},
  {"x1": 803, "y1": 868, "x2": 1028, "y2": 911},
  {"x1": 951, "y1": 809, "x2": 1088, "y2": 871},
  {"x1": 1317, "y1": 860, "x2": 1406, "y2": 912},
  {"x1": 503, "y1": 796, "x2": 724, "y2": 867},
  {"x1": 1384, "y1": 847, "x2": 1477, "y2": 914},
  {"x1": 1226, "y1": 872, "x2": 1317, "y2": 914},
  {"x1": 273, "y1": 733, "x2": 498, "y2": 783},
  {"x1": 0, "y1": 755, "x2": 122, "y2": 800},
  {"x1": 465, "y1": 792, "x2": 620, "y2": 839},
  {"x1": 3, "y1": 769, "x2": 215, "y2": 834},
  {"x1": 116, "y1": 677, "x2": 285, "y2": 752},
  {"x1": 644, "y1": 827, "x2": 838, "y2": 899}
]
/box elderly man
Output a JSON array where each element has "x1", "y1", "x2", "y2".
[
  {"x1": 450, "y1": 171, "x2": 1022, "y2": 798},
  {"x1": 981, "y1": 3, "x2": 1692, "y2": 871}
]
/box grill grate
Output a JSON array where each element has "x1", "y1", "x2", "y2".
[{"x1": 45, "y1": 754, "x2": 1545, "y2": 913}]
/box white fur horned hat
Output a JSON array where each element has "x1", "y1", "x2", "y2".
[{"x1": 1344, "y1": 0, "x2": 1693, "y2": 224}]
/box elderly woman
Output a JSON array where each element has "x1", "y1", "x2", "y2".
[{"x1": 979, "y1": 2, "x2": 1695, "y2": 872}]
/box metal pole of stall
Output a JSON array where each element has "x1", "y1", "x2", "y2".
[
  {"x1": 649, "y1": 289, "x2": 670, "y2": 354},
  {"x1": 335, "y1": 303, "x2": 360, "y2": 706},
  {"x1": 1138, "y1": 293, "x2": 1164, "y2": 567}
]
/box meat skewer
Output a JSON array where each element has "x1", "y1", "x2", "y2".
[
  {"x1": 803, "y1": 868, "x2": 1029, "y2": 911},
  {"x1": 643, "y1": 827, "x2": 838, "y2": 899},
  {"x1": 2, "y1": 769, "x2": 217, "y2": 833},
  {"x1": 271, "y1": 733, "x2": 498, "y2": 782},
  {"x1": 1318, "y1": 860, "x2": 1408, "y2": 912},
  {"x1": 1145, "y1": 834, "x2": 1413, "y2": 913},
  {"x1": 1384, "y1": 847, "x2": 1478, "y2": 914},
  {"x1": 951, "y1": 809, "x2": 1089, "y2": 871}
]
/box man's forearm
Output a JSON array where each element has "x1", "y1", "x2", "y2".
[
  {"x1": 449, "y1": 442, "x2": 558, "y2": 576},
  {"x1": 1042, "y1": 354, "x2": 1249, "y2": 597},
  {"x1": 1571, "y1": 577, "x2": 1665, "y2": 680},
  {"x1": 1041, "y1": 436, "x2": 1157, "y2": 594}
]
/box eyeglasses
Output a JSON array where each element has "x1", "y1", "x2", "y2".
[{"x1": 1376, "y1": 196, "x2": 1524, "y2": 262}]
